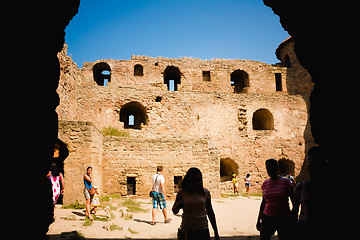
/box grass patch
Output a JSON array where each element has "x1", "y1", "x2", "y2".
[
  {"x1": 110, "y1": 224, "x2": 123, "y2": 231},
  {"x1": 102, "y1": 126, "x2": 130, "y2": 137},
  {"x1": 93, "y1": 214, "x2": 110, "y2": 222},
  {"x1": 122, "y1": 199, "x2": 148, "y2": 213},
  {"x1": 128, "y1": 227, "x2": 138, "y2": 234},
  {"x1": 100, "y1": 194, "x2": 121, "y2": 202},
  {"x1": 123, "y1": 214, "x2": 133, "y2": 220},
  {"x1": 221, "y1": 193, "x2": 263, "y2": 198},
  {"x1": 62, "y1": 201, "x2": 85, "y2": 209},
  {"x1": 83, "y1": 218, "x2": 93, "y2": 227}
]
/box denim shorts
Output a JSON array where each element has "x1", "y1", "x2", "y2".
[{"x1": 152, "y1": 192, "x2": 166, "y2": 209}]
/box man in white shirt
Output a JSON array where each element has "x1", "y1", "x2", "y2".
[{"x1": 151, "y1": 166, "x2": 171, "y2": 225}]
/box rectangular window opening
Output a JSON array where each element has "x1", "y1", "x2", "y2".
[
  {"x1": 127, "y1": 177, "x2": 136, "y2": 195},
  {"x1": 275, "y1": 73, "x2": 282, "y2": 91},
  {"x1": 174, "y1": 176, "x2": 182, "y2": 193},
  {"x1": 202, "y1": 71, "x2": 211, "y2": 81}
]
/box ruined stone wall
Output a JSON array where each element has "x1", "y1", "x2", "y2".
[
  {"x1": 57, "y1": 44, "x2": 81, "y2": 120},
  {"x1": 102, "y1": 136, "x2": 220, "y2": 199},
  {"x1": 57, "y1": 50, "x2": 312, "y2": 199},
  {"x1": 58, "y1": 120, "x2": 103, "y2": 204},
  {"x1": 58, "y1": 119, "x2": 219, "y2": 203},
  {"x1": 59, "y1": 85, "x2": 308, "y2": 194},
  {"x1": 276, "y1": 37, "x2": 313, "y2": 100},
  {"x1": 79, "y1": 56, "x2": 287, "y2": 94}
]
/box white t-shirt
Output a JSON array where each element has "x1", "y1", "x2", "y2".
[{"x1": 152, "y1": 173, "x2": 165, "y2": 193}]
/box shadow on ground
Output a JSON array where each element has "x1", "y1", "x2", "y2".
[{"x1": 48, "y1": 232, "x2": 277, "y2": 240}]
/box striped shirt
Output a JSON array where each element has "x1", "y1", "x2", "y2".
[{"x1": 261, "y1": 177, "x2": 292, "y2": 216}]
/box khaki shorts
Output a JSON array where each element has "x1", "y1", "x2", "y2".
[{"x1": 84, "y1": 187, "x2": 93, "y2": 200}]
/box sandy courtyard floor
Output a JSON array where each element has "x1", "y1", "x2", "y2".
[{"x1": 48, "y1": 195, "x2": 271, "y2": 240}]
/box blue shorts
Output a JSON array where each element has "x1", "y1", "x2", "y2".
[{"x1": 152, "y1": 192, "x2": 166, "y2": 209}]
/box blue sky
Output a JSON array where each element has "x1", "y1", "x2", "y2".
[{"x1": 65, "y1": 0, "x2": 289, "y2": 67}]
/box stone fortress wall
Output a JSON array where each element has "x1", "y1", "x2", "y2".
[{"x1": 57, "y1": 38, "x2": 314, "y2": 204}]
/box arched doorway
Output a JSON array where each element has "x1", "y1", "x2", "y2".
[{"x1": 220, "y1": 157, "x2": 239, "y2": 182}]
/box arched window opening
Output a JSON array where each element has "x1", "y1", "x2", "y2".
[
  {"x1": 220, "y1": 157, "x2": 239, "y2": 182},
  {"x1": 164, "y1": 66, "x2": 181, "y2": 91},
  {"x1": 252, "y1": 109, "x2": 274, "y2": 130},
  {"x1": 93, "y1": 62, "x2": 111, "y2": 86},
  {"x1": 119, "y1": 101, "x2": 148, "y2": 130},
  {"x1": 134, "y1": 64, "x2": 143, "y2": 76},
  {"x1": 230, "y1": 69, "x2": 249, "y2": 93}
]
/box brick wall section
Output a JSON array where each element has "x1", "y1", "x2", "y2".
[{"x1": 102, "y1": 136, "x2": 220, "y2": 200}]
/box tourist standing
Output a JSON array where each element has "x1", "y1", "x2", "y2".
[
  {"x1": 231, "y1": 174, "x2": 239, "y2": 194},
  {"x1": 47, "y1": 162, "x2": 65, "y2": 222},
  {"x1": 172, "y1": 167, "x2": 220, "y2": 240},
  {"x1": 47, "y1": 162, "x2": 65, "y2": 205},
  {"x1": 244, "y1": 173, "x2": 251, "y2": 196},
  {"x1": 151, "y1": 166, "x2": 171, "y2": 225},
  {"x1": 84, "y1": 166, "x2": 94, "y2": 220},
  {"x1": 256, "y1": 159, "x2": 293, "y2": 240}
]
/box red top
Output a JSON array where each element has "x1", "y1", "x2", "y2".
[{"x1": 261, "y1": 177, "x2": 292, "y2": 216}]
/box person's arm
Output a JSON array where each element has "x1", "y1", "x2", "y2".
[
  {"x1": 291, "y1": 182, "x2": 301, "y2": 220},
  {"x1": 60, "y1": 173, "x2": 65, "y2": 194},
  {"x1": 172, "y1": 190, "x2": 183, "y2": 214},
  {"x1": 206, "y1": 193, "x2": 220, "y2": 240},
  {"x1": 160, "y1": 181, "x2": 166, "y2": 201},
  {"x1": 256, "y1": 196, "x2": 266, "y2": 231},
  {"x1": 84, "y1": 174, "x2": 92, "y2": 183}
]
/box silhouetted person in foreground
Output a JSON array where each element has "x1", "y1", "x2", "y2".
[
  {"x1": 257, "y1": 159, "x2": 293, "y2": 240},
  {"x1": 291, "y1": 147, "x2": 327, "y2": 240},
  {"x1": 172, "y1": 167, "x2": 220, "y2": 240}
]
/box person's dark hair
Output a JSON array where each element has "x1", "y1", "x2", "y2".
[
  {"x1": 157, "y1": 166, "x2": 163, "y2": 172},
  {"x1": 87, "y1": 166, "x2": 92, "y2": 171},
  {"x1": 181, "y1": 167, "x2": 204, "y2": 194},
  {"x1": 51, "y1": 162, "x2": 60, "y2": 177},
  {"x1": 265, "y1": 159, "x2": 280, "y2": 179},
  {"x1": 246, "y1": 173, "x2": 250, "y2": 177}
]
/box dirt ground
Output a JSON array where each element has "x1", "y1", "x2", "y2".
[{"x1": 47, "y1": 195, "x2": 274, "y2": 240}]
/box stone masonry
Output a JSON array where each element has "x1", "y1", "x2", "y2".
[{"x1": 57, "y1": 39, "x2": 314, "y2": 204}]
